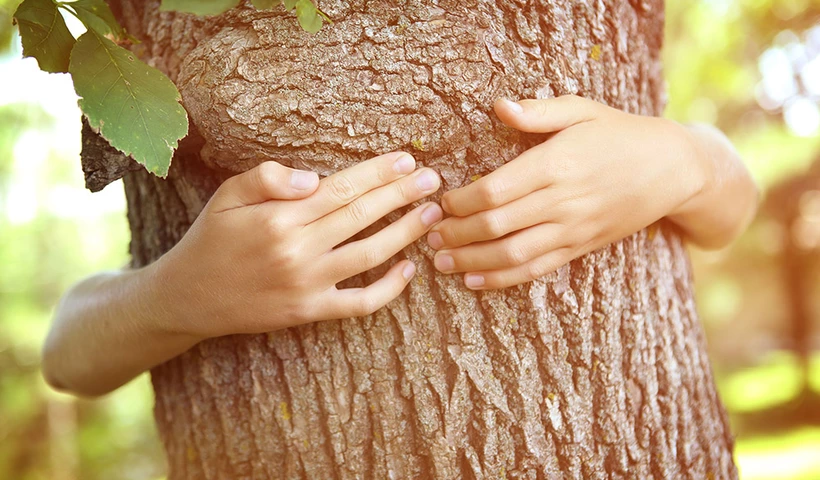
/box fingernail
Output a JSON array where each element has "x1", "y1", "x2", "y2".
[
  {"x1": 501, "y1": 98, "x2": 523, "y2": 114},
  {"x1": 393, "y1": 154, "x2": 415, "y2": 174},
  {"x1": 402, "y1": 262, "x2": 416, "y2": 280},
  {"x1": 415, "y1": 170, "x2": 439, "y2": 191},
  {"x1": 421, "y1": 204, "x2": 443, "y2": 227},
  {"x1": 291, "y1": 170, "x2": 319, "y2": 190},
  {"x1": 434, "y1": 254, "x2": 455, "y2": 272},
  {"x1": 427, "y1": 231, "x2": 444, "y2": 250},
  {"x1": 465, "y1": 274, "x2": 485, "y2": 289}
]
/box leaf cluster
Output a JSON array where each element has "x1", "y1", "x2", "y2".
[
  {"x1": 162, "y1": 0, "x2": 328, "y2": 33},
  {"x1": 12, "y1": 0, "x2": 326, "y2": 177}
]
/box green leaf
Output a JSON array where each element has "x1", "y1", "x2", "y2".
[
  {"x1": 159, "y1": 0, "x2": 240, "y2": 16},
  {"x1": 250, "y1": 0, "x2": 278, "y2": 10},
  {"x1": 282, "y1": 0, "x2": 297, "y2": 10},
  {"x1": 66, "y1": 0, "x2": 125, "y2": 40},
  {"x1": 294, "y1": 0, "x2": 321, "y2": 33},
  {"x1": 14, "y1": 0, "x2": 75, "y2": 73},
  {"x1": 69, "y1": 31, "x2": 188, "y2": 177}
]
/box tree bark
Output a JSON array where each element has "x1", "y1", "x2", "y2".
[{"x1": 104, "y1": 1, "x2": 737, "y2": 478}]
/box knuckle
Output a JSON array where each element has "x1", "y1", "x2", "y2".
[
  {"x1": 535, "y1": 99, "x2": 552, "y2": 116},
  {"x1": 265, "y1": 214, "x2": 288, "y2": 236},
  {"x1": 480, "y1": 211, "x2": 506, "y2": 238},
  {"x1": 275, "y1": 242, "x2": 303, "y2": 267},
  {"x1": 479, "y1": 179, "x2": 505, "y2": 207},
  {"x1": 503, "y1": 241, "x2": 527, "y2": 266},
  {"x1": 560, "y1": 94, "x2": 581, "y2": 107},
  {"x1": 256, "y1": 162, "x2": 283, "y2": 190},
  {"x1": 440, "y1": 226, "x2": 459, "y2": 246},
  {"x1": 526, "y1": 259, "x2": 548, "y2": 281},
  {"x1": 359, "y1": 247, "x2": 383, "y2": 269},
  {"x1": 376, "y1": 158, "x2": 395, "y2": 184},
  {"x1": 328, "y1": 175, "x2": 358, "y2": 204},
  {"x1": 354, "y1": 295, "x2": 379, "y2": 317},
  {"x1": 344, "y1": 199, "x2": 370, "y2": 224},
  {"x1": 257, "y1": 161, "x2": 280, "y2": 179},
  {"x1": 393, "y1": 177, "x2": 413, "y2": 202}
]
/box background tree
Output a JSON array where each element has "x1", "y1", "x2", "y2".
[{"x1": 76, "y1": 1, "x2": 742, "y2": 478}]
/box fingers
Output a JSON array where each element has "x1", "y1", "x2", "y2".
[
  {"x1": 210, "y1": 161, "x2": 320, "y2": 212},
  {"x1": 315, "y1": 260, "x2": 417, "y2": 319},
  {"x1": 493, "y1": 95, "x2": 600, "y2": 134},
  {"x1": 326, "y1": 203, "x2": 443, "y2": 282},
  {"x1": 440, "y1": 152, "x2": 543, "y2": 218},
  {"x1": 460, "y1": 247, "x2": 574, "y2": 290},
  {"x1": 432, "y1": 222, "x2": 564, "y2": 273},
  {"x1": 431, "y1": 188, "x2": 557, "y2": 249},
  {"x1": 308, "y1": 168, "x2": 441, "y2": 250},
  {"x1": 441, "y1": 96, "x2": 606, "y2": 218},
  {"x1": 299, "y1": 151, "x2": 418, "y2": 222},
  {"x1": 440, "y1": 142, "x2": 551, "y2": 217}
]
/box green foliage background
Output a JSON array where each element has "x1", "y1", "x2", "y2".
[{"x1": 0, "y1": 1, "x2": 818, "y2": 479}]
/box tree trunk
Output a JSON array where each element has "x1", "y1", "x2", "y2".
[{"x1": 105, "y1": 1, "x2": 737, "y2": 478}]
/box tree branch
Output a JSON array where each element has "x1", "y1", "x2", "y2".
[{"x1": 80, "y1": 116, "x2": 142, "y2": 192}]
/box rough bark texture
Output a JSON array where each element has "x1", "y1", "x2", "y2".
[
  {"x1": 80, "y1": 118, "x2": 141, "y2": 192},
  {"x1": 103, "y1": 1, "x2": 737, "y2": 478}
]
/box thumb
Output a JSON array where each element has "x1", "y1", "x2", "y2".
[
  {"x1": 493, "y1": 95, "x2": 599, "y2": 133},
  {"x1": 211, "y1": 161, "x2": 319, "y2": 211}
]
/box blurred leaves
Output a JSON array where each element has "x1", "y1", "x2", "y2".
[
  {"x1": 665, "y1": 0, "x2": 820, "y2": 146},
  {"x1": 665, "y1": 0, "x2": 820, "y2": 204},
  {"x1": 160, "y1": 0, "x2": 328, "y2": 33},
  {"x1": 664, "y1": 3, "x2": 820, "y2": 479},
  {"x1": 0, "y1": 50, "x2": 163, "y2": 479}
]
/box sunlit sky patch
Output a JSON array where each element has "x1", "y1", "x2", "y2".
[
  {"x1": 0, "y1": 34, "x2": 126, "y2": 225},
  {"x1": 757, "y1": 24, "x2": 820, "y2": 138}
]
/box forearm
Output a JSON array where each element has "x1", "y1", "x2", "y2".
[
  {"x1": 667, "y1": 123, "x2": 759, "y2": 249},
  {"x1": 42, "y1": 263, "x2": 201, "y2": 397}
]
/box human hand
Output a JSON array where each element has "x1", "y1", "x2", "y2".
[
  {"x1": 154, "y1": 151, "x2": 443, "y2": 338},
  {"x1": 427, "y1": 95, "x2": 704, "y2": 290}
]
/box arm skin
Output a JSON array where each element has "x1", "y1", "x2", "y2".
[
  {"x1": 427, "y1": 96, "x2": 759, "y2": 290},
  {"x1": 42, "y1": 266, "x2": 201, "y2": 397},
  {"x1": 42, "y1": 152, "x2": 443, "y2": 397},
  {"x1": 668, "y1": 122, "x2": 760, "y2": 249}
]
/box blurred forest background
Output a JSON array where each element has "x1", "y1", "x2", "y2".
[{"x1": 0, "y1": 0, "x2": 819, "y2": 479}]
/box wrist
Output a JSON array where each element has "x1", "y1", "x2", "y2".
[
  {"x1": 664, "y1": 120, "x2": 712, "y2": 220},
  {"x1": 139, "y1": 254, "x2": 208, "y2": 345}
]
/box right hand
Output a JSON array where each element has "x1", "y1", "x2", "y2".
[{"x1": 151, "y1": 151, "x2": 442, "y2": 339}]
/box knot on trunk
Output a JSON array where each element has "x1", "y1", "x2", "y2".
[{"x1": 175, "y1": 3, "x2": 552, "y2": 190}]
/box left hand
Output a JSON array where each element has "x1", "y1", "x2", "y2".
[{"x1": 427, "y1": 95, "x2": 704, "y2": 290}]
